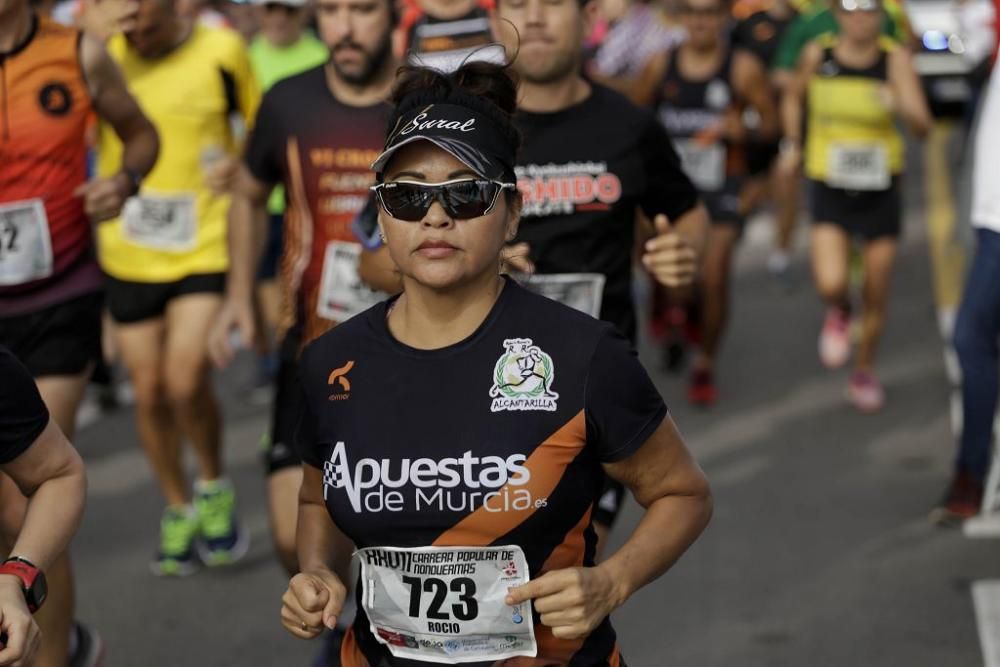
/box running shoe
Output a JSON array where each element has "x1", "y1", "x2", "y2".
[
  {"x1": 688, "y1": 368, "x2": 718, "y2": 406},
  {"x1": 929, "y1": 470, "x2": 984, "y2": 525},
  {"x1": 819, "y1": 307, "x2": 851, "y2": 369},
  {"x1": 68, "y1": 622, "x2": 105, "y2": 667},
  {"x1": 846, "y1": 370, "x2": 884, "y2": 413},
  {"x1": 151, "y1": 506, "x2": 199, "y2": 577},
  {"x1": 312, "y1": 627, "x2": 345, "y2": 667},
  {"x1": 194, "y1": 479, "x2": 249, "y2": 567}
]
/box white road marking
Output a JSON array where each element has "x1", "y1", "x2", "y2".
[{"x1": 973, "y1": 580, "x2": 1000, "y2": 667}]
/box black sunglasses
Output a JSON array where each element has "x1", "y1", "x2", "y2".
[{"x1": 371, "y1": 179, "x2": 516, "y2": 222}]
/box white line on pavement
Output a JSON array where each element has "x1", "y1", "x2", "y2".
[{"x1": 973, "y1": 580, "x2": 1000, "y2": 667}]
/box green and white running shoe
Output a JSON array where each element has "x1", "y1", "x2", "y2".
[
  {"x1": 194, "y1": 479, "x2": 249, "y2": 567},
  {"x1": 151, "y1": 506, "x2": 199, "y2": 577}
]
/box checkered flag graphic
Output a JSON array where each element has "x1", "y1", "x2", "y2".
[{"x1": 323, "y1": 460, "x2": 345, "y2": 488}]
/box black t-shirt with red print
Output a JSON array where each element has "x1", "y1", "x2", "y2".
[
  {"x1": 295, "y1": 279, "x2": 667, "y2": 666},
  {"x1": 513, "y1": 84, "x2": 700, "y2": 342}
]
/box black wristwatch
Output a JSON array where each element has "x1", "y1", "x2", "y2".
[{"x1": 0, "y1": 557, "x2": 48, "y2": 613}]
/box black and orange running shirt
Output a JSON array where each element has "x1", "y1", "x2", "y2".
[
  {"x1": 244, "y1": 66, "x2": 389, "y2": 344},
  {"x1": 0, "y1": 14, "x2": 101, "y2": 315},
  {"x1": 296, "y1": 279, "x2": 667, "y2": 666}
]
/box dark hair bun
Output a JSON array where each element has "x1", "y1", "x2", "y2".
[{"x1": 388, "y1": 61, "x2": 521, "y2": 155}]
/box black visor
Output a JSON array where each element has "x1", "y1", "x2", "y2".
[{"x1": 372, "y1": 103, "x2": 516, "y2": 182}]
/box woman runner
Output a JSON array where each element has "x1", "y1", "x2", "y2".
[
  {"x1": 280, "y1": 62, "x2": 712, "y2": 665},
  {"x1": 780, "y1": 0, "x2": 931, "y2": 412}
]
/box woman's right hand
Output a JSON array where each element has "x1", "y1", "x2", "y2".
[
  {"x1": 0, "y1": 577, "x2": 40, "y2": 667},
  {"x1": 280, "y1": 569, "x2": 346, "y2": 640}
]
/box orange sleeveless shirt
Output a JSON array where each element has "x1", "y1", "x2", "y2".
[{"x1": 0, "y1": 14, "x2": 94, "y2": 303}]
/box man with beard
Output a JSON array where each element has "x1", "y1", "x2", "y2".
[
  {"x1": 96, "y1": 0, "x2": 259, "y2": 577},
  {"x1": 208, "y1": 0, "x2": 397, "y2": 659}
]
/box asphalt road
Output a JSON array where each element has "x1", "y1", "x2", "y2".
[{"x1": 68, "y1": 165, "x2": 1000, "y2": 666}]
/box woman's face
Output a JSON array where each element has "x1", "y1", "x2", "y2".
[
  {"x1": 835, "y1": 3, "x2": 883, "y2": 43},
  {"x1": 378, "y1": 142, "x2": 521, "y2": 291}
]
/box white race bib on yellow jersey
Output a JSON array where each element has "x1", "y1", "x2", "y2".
[
  {"x1": 826, "y1": 143, "x2": 890, "y2": 191},
  {"x1": 122, "y1": 193, "x2": 198, "y2": 251},
  {"x1": 356, "y1": 545, "x2": 537, "y2": 664},
  {"x1": 0, "y1": 199, "x2": 53, "y2": 286}
]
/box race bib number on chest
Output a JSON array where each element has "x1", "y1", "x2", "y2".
[
  {"x1": 317, "y1": 241, "x2": 387, "y2": 322},
  {"x1": 0, "y1": 199, "x2": 53, "y2": 286},
  {"x1": 826, "y1": 144, "x2": 890, "y2": 191},
  {"x1": 357, "y1": 545, "x2": 537, "y2": 664},
  {"x1": 122, "y1": 194, "x2": 197, "y2": 251},
  {"x1": 517, "y1": 273, "x2": 605, "y2": 318},
  {"x1": 676, "y1": 139, "x2": 727, "y2": 192}
]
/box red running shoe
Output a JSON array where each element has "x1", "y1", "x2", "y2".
[
  {"x1": 929, "y1": 470, "x2": 984, "y2": 525},
  {"x1": 688, "y1": 368, "x2": 718, "y2": 406}
]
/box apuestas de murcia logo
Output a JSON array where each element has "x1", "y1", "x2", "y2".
[
  {"x1": 323, "y1": 442, "x2": 544, "y2": 513},
  {"x1": 489, "y1": 338, "x2": 559, "y2": 413}
]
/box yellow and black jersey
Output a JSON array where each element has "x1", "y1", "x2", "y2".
[
  {"x1": 97, "y1": 24, "x2": 259, "y2": 283},
  {"x1": 296, "y1": 278, "x2": 668, "y2": 666},
  {"x1": 805, "y1": 38, "x2": 904, "y2": 183}
]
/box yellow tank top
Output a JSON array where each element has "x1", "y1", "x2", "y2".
[
  {"x1": 805, "y1": 37, "x2": 904, "y2": 187},
  {"x1": 97, "y1": 25, "x2": 259, "y2": 282}
]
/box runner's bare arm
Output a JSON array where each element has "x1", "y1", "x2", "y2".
[
  {"x1": 507, "y1": 416, "x2": 711, "y2": 639},
  {"x1": 0, "y1": 420, "x2": 87, "y2": 572},
  {"x1": 585, "y1": 48, "x2": 668, "y2": 106},
  {"x1": 79, "y1": 33, "x2": 159, "y2": 209},
  {"x1": 209, "y1": 165, "x2": 271, "y2": 368},
  {"x1": 281, "y1": 465, "x2": 347, "y2": 639},
  {"x1": 734, "y1": 49, "x2": 780, "y2": 140},
  {"x1": 629, "y1": 50, "x2": 671, "y2": 108},
  {"x1": 888, "y1": 47, "x2": 932, "y2": 139},
  {"x1": 778, "y1": 40, "x2": 821, "y2": 172}
]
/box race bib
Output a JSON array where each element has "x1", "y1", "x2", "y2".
[
  {"x1": 516, "y1": 273, "x2": 605, "y2": 318},
  {"x1": 122, "y1": 194, "x2": 197, "y2": 251},
  {"x1": 0, "y1": 199, "x2": 53, "y2": 286},
  {"x1": 316, "y1": 241, "x2": 387, "y2": 322},
  {"x1": 826, "y1": 144, "x2": 890, "y2": 191},
  {"x1": 356, "y1": 545, "x2": 537, "y2": 664},
  {"x1": 676, "y1": 140, "x2": 727, "y2": 192}
]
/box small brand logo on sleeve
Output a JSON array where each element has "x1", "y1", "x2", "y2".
[{"x1": 328, "y1": 361, "x2": 355, "y2": 400}]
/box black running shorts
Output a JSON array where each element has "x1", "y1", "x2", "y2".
[
  {"x1": 808, "y1": 176, "x2": 903, "y2": 241},
  {"x1": 0, "y1": 291, "x2": 103, "y2": 378},
  {"x1": 265, "y1": 326, "x2": 304, "y2": 475},
  {"x1": 703, "y1": 177, "x2": 747, "y2": 228},
  {"x1": 104, "y1": 272, "x2": 226, "y2": 324}
]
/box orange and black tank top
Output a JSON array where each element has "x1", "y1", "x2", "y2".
[{"x1": 0, "y1": 14, "x2": 97, "y2": 312}]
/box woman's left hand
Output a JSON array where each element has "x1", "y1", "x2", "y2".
[{"x1": 505, "y1": 565, "x2": 625, "y2": 640}]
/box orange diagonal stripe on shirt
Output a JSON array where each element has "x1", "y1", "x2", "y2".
[
  {"x1": 433, "y1": 410, "x2": 587, "y2": 547},
  {"x1": 339, "y1": 627, "x2": 371, "y2": 667}
]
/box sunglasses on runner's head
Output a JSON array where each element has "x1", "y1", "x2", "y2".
[{"x1": 371, "y1": 179, "x2": 517, "y2": 222}]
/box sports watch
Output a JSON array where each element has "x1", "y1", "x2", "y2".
[{"x1": 0, "y1": 557, "x2": 48, "y2": 613}]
